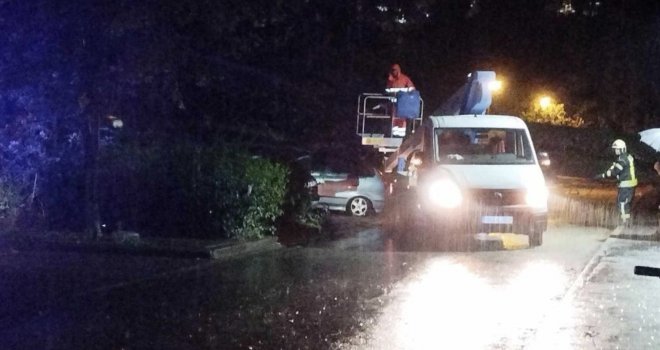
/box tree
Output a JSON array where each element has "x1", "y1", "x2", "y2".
[{"x1": 521, "y1": 100, "x2": 585, "y2": 127}]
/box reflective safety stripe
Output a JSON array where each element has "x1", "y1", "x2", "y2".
[
  {"x1": 628, "y1": 154, "x2": 637, "y2": 185},
  {"x1": 606, "y1": 170, "x2": 612, "y2": 177},
  {"x1": 616, "y1": 154, "x2": 637, "y2": 187},
  {"x1": 622, "y1": 180, "x2": 638, "y2": 187},
  {"x1": 614, "y1": 163, "x2": 624, "y2": 170},
  {"x1": 620, "y1": 179, "x2": 637, "y2": 187}
]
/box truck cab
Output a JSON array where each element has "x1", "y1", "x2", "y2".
[{"x1": 403, "y1": 114, "x2": 548, "y2": 246}]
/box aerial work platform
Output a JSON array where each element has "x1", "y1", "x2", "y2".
[
  {"x1": 379, "y1": 71, "x2": 498, "y2": 173},
  {"x1": 356, "y1": 89, "x2": 424, "y2": 154}
]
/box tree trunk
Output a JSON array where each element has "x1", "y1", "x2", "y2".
[{"x1": 80, "y1": 94, "x2": 102, "y2": 240}]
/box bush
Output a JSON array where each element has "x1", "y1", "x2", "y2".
[
  {"x1": 205, "y1": 151, "x2": 289, "y2": 240},
  {"x1": 279, "y1": 159, "x2": 322, "y2": 228},
  {"x1": 96, "y1": 141, "x2": 290, "y2": 240},
  {"x1": 0, "y1": 179, "x2": 22, "y2": 233},
  {"x1": 231, "y1": 156, "x2": 289, "y2": 239}
]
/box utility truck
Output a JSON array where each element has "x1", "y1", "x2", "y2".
[{"x1": 357, "y1": 71, "x2": 548, "y2": 246}]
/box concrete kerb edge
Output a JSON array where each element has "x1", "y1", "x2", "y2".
[
  {"x1": 208, "y1": 236, "x2": 282, "y2": 260},
  {"x1": 5, "y1": 236, "x2": 282, "y2": 260},
  {"x1": 563, "y1": 225, "x2": 659, "y2": 302},
  {"x1": 525, "y1": 227, "x2": 617, "y2": 348},
  {"x1": 563, "y1": 224, "x2": 657, "y2": 300},
  {"x1": 563, "y1": 233, "x2": 613, "y2": 303},
  {"x1": 609, "y1": 225, "x2": 659, "y2": 241}
]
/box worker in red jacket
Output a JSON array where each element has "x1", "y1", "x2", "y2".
[
  {"x1": 387, "y1": 64, "x2": 415, "y2": 90},
  {"x1": 384, "y1": 64, "x2": 416, "y2": 137}
]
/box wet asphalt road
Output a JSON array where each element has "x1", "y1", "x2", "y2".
[{"x1": 0, "y1": 217, "x2": 610, "y2": 349}]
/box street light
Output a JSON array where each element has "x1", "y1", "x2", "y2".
[
  {"x1": 107, "y1": 115, "x2": 124, "y2": 128},
  {"x1": 488, "y1": 80, "x2": 503, "y2": 93},
  {"x1": 538, "y1": 96, "x2": 553, "y2": 109}
]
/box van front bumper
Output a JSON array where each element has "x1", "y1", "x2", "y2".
[{"x1": 418, "y1": 204, "x2": 547, "y2": 235}]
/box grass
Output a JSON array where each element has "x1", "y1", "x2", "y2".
[{"x1": 550, "y1": 176, "x2": 658, "y2": 227}]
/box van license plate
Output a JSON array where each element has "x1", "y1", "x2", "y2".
[{"x1": 482, "y1": 216, "x2": 513, "y2": 224}]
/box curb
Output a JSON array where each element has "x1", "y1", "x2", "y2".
[
  {"x1": 4, "y1": 236, "x2": 282, "y2": 260},
  {"x1": 207, "y1": 237, "x2": 281, "y2": 259},
  {"x1": 570, "y1": 225, "x2": 660, "y2": 295},
  {"x1": 609, "y1": 225, "x2": 659, "y2": 241},
  {"x1": 526, "y1": 227, "x2": 616, "y2": 349}
]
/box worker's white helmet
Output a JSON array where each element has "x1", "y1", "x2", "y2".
[{"x1": 612, "y1": 139, "x2": 626, "y2": 155}]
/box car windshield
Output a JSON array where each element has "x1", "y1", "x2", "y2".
[{"x1": 434, "y1": 127, "x2": 535, "y2": 165}]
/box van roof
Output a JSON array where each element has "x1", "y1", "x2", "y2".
[{"x1": 428, "y1": 115, "x2": 529, "y2": 129}]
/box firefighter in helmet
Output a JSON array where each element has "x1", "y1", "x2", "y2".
[{"x1": 594, "y1": 139, "x2": 638, "y2": 226}]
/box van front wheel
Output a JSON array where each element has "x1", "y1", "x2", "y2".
[{"x1": 529, "y1": 231, "x2": 543, "y2": 247}]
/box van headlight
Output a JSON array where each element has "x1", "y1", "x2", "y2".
[
  {"x1": 428, "y1": 179, "x2": 463, "y2": 208},
  {"x1": 525, "y1": 185, "x2": 549, "y2": 208}
]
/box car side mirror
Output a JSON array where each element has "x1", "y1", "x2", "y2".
[{"x1": 537, "y1": 151, "x2": 551, "y2": 167}]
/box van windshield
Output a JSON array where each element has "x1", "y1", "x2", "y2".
[{"x1": 434, "y1": 127, "x2": 535, "y2": 165}]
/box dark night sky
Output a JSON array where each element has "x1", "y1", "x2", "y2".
[{"x1": 0, "y1": 0, "x2": 659, "y2": 145}]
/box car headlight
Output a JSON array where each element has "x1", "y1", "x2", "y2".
[
  {"x1": 525, "y1": 185, "x2": 549, "y2": 208},
  {"x1": 428, "y1": 179, "x2": 463, "y2": 208}
]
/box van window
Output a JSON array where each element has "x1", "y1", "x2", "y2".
[{"x1": 434, "y1": 128, "x2": 535, "y2": 165}]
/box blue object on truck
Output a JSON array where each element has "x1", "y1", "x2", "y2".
[
  {"x1": 460, "y1": 71, "x2": 495, "y2": 115},
  {"x1": 397, "y1": 157, "x2": 406, "y2": 173},
  {"x1": 396, "y1": 90, "x2": 421, "y2": 119}
]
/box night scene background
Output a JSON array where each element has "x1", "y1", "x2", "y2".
[
  {"x1": 0, "y1": 0, "x2": 659, "y2": 239},
  {"x1": 3, "y1": 1, "x2": 660, "y2": 350}
]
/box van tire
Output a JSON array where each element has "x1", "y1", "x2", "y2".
[{"x1": 529, "y1": 231, "x2": 543, "y2": 247}]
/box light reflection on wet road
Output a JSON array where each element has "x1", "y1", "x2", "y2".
[
  {"x1": 340, "y1": 224, "x2": 610, "y2": 350},
  {"x1": 0, "y1": 220, "x2": 612, "y2": 349},
  {"x1": 360, "y1": 258, "x2": 572, "y2": 349}
]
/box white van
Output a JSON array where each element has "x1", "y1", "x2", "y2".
[{"x1": 399, "y1": 114, "x2": 548, "y2": 246}]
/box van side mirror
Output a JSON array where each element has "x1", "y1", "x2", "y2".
[{"x1": 409, "y1": 151, "x2": 425, "y2": 168}]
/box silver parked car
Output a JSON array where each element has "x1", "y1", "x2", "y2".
[{"x1": 311, "y1": 163, "x2": 386, "y2": 216}]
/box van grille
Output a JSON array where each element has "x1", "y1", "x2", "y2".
[{"x1": 468, "y1": 189, "x2": 526, "y2": 206}]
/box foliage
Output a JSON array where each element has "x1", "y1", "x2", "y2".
[
  {"x1": 232, "y1": 157, "x2": 289, "y2": 239},
  {"x1": 0, "y1": 179, "x2": 22, "y2": 233},
  {"x1": 522, "y1": 103, "x2": 585, "y2": 128},
  {"x1": 96, "y1": 140, "x2": 290, "y2": 240},
  {"x1": 187, "y1": 148, "x2": 289, "y2": 240},
  {"x1": 0, "y1": 89, "x2": 64, "y2": 231},
  {"x1": 528, "y1": 123, "x2": 657, "y2": 179},
  {"x1": 281, "y1": 163, "x2": 325, "y2": 230}
]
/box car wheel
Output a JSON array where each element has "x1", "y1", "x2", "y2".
[
  {"x1": 348, "y1": 196, "x2": 371, "y2": 217},
  {"x1": 529, "y1": 231, "x2": 543, "y2": 247}
]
